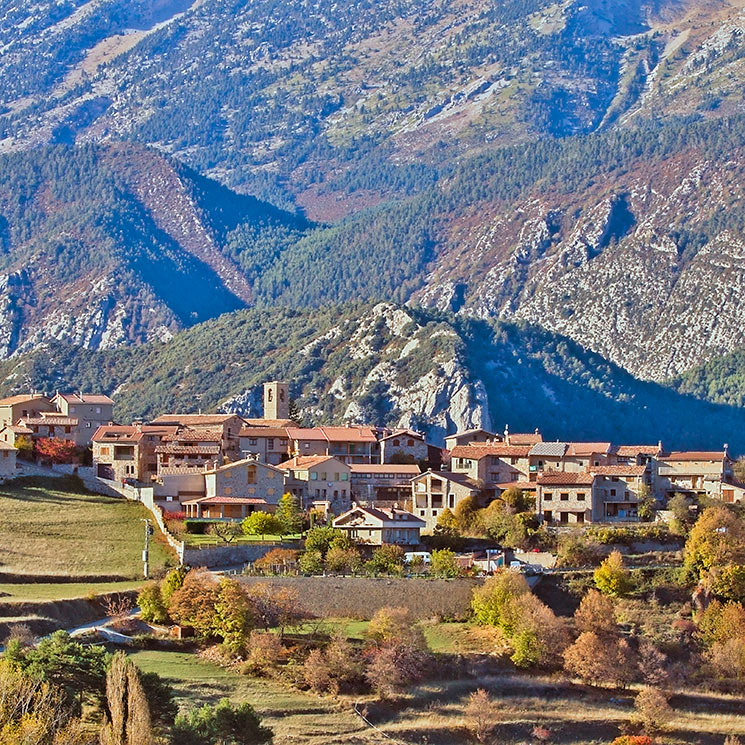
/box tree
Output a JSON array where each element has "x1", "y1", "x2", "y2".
[
  {"x1": 471, "y1": 571, "x2": 529, "y2": 633},
  {"x1": 253, "y1": 548, "x2": 299, "y2": 575},
  {"x1": 245, "y1": 583, "x2": 303, "y2": 638},
  {"x1": 244, "y1": 631, "x2": 285, "y2": 675},
  {"x1": 100, "y1": 652, "x2": 152, "y2": 745},
  {"x1": 304, "y1": 526, "x2": 350, "y2": 556},
  {"x1": 594, "y1": 550, "x2": 633, "y2": 597},
  {"x1": 209, "y1": 521, "x2": 243, "y2": 544},
  {"x1": 465, "y1": 689, "x2": 496, "y2": 743},
  {"x1": 636, "y1": 484, "x2": 656, "y2": 522},
  {"x1": 298, "y1": 550, "x2": 324, "y2": 575},
  {"x1": 34, "y1": 438, "x2": 77, "y2": 464},
  {"x1": 367, "y1": 607, "x2": 426, "y2": 649},
  {"x1": 242, "y1": 512, "x2": 283, "y2": 540},
  {"x1": 633, "y1": 687, "x2": 673, "y2": 732},
  {"x1": 137, "y1": 583, "x2": 168, "y2": 624},
  {"x1": 213, "y1": 578, "x2": 256, "y2": 655},
  {"x1": 366, "y1": 544, "x2": 405, "y2": 575},
  {"x1": 14, "y1": 434, "x2": 33, "y2": 460},
  {"x1": 275, "y1": 493, "x2": 303, "y2": 536},
  {"x1": 365, "y1": 641, "x2": 429, "y2": 699},
  {"x1": 709, "y1": 564, "x2": 745, "y2": 603},
  {"x1": 171, "y1": 698, "x2": 272, "y2": 745},
  {"x1": 434, "y1": 508, "x2": 460, "y2": 538},
  {"x1": 667, "y1": 493, "x2": 695, "y2": 534},
  {"x1": 684, "y1": 506, "x2": 745, "y2": 579},
  {"x1": 430, "y1": 548, "x2": 461, "y2": 578},
  {"x1": 168, "y1": 570, "x2": 220, "y2": 636},
  {"x1": 708, "y1": 637, "x2": 745, "y2": 681},
  {"x1": 563, "y1": 632, "x2": 636, "y2": 687},
  {"x1": 574, "y1": 590, "x2": 618, "y2": 635},
  {"x1": 501, "y1": 487, "x2": 532, "y2": 513},
  {"x1": 304, "y1": 648, "x2": 333, "y2": 694},
  {"x1": 325, "y1": 545, "x2": 362, "y2": 574},
  {"x1": 161, "y1": 566, "x2": 187, "y2": 606},
  {"x1": 454, "y1": 496, "x2": 480, "y2": 532}
]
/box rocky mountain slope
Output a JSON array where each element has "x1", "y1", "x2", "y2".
[{"x1": 1, "y1": 302, "x2": 743, "y2": 450}]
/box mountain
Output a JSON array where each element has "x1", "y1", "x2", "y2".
[
  {"x1": 1, "y1": 302, "x2": 743, "y2": 450},
  {"x1": 0, "y1": 143, "x2": 306, "y2": 357}
]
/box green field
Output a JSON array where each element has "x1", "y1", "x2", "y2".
[
  {"x1": 129, "y1": 650, "x2": 386, "y2": 745},
  {"x1": 182, "y1": 533, "x2": 302, "y2": 548},
  {"x1": 0, "y1": 580, "x2": 144, "y2": 602},
  {"x1": 0, "y1": 477, "x2": 175, "y2": 580}
]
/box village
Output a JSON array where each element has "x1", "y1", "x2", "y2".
[{"x1": 0, "y1": 381, "x2": 741, "y2": 554}]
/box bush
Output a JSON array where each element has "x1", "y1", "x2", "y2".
[
  {"x1": 184, "y1": 520, "x2": 210, "y2": 535},
  {"x1": 366, "y1": 544, "x2": 405, "y2": 575},
  {"x1": 563, "y1": 631, "x2": 636, "y2": 687},
  {"x1": 298, "y1": 550, "x2": 324, "y2": 575},
  {"x1": 430, "y1": 548, "x2": 461, "y2": 578},
  {"x1": 557, "y1": 533, "x2": 604, "y2": 567},
  {"x1": 633, "y1": 687, "x2": 673, "y2": 732},
  {"x1": 172, "y1": 698, "x2": 272, "y2": 745},
  {"x1": 253, "y1": 549, "x2": 299, "y2": 575},
  {"x1": 367, "y1": 607, "x2": 426, "y2": 649},
  {"x1": 244, "y1": 631, "x2": 285, "y2": 675}
]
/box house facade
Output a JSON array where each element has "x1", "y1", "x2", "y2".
[
  {"x1": 333, "y1": 505, "x2": 425, "y2": 546},
  {"x1": 287, "y1": 426, "x2": 379, "y2": 464},
  {"x1": 238, "y1": 427, "x2": 290, "y2": 465},
  {"x1": 92, "y1": 424, "x2": 178, "y2": 482},
  {"x1": 654, "y1": 450, "x2": 734, "y2": 500},
  {"x1": 0, "y1": 394, "x2": 55, "y2": 429},
  {"x1": 536, "y1": 472, "x2": 595, "y2": 525},
  {"x1": 51, "y1": 393, "x2": 114, "y2": 445},
  {"x1": 349, "y1": 463, "x2": 420, "y2": 506},
  {"x1": 0, "y1": 440, "x2": 17, "y2": 478},
  {"x1": 450, "y1": 444, "x2": 531, "y2": 493},
  {"x1": 379, "y1": 430, "x2": 430, "y2": 464},
  {"x1": 410, "y1": 469, "x2": 481, "y2": 530},
  {"x1": 279, "y1": 455, "x2": 352, "y2": 514}
]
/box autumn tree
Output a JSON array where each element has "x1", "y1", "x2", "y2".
[
  {"x1": 563, "y1": 631, "x2": 637, "y2": 687},
  {"x1": 304, "y1": 526, "x2": 350, "y2": 557},
  {"x1": 594, "y1": 550, "x2": 633, "y2": 597},
  {"x1": 685, "y1": 506, "x2": 745, "y2": 580},
  {"x1": 366, "y1": 544, "x2": 405, "y2": 575},
  {"x1": 633, "y1": 687, "x2": 673, "y2": 732},
  {"x1": 454, "y1": 495, "x2": 480, "y2": 532},
  {"x1": 245, "y1": 583, "x2": 303, "y2": 638},
  {"x1": 100, "y1": 652, "x2": 152, "y2": 745},
  {"x1": 434, "y1": 507, "x2": 461, "y2": 538},
  {"x1": 34, "y1": 438, "x2": 77, "y2": 464},
  {"x1": 365, "y1": 641, "x2": 428, "y2": 699},
  {"x1": 325, "y1": 545, "x2": 362, "y2": 574},
  {"x1": 213, "y1": 578, "x2": 256, "y2": 654},
  {"x1": 465, "y1": 689, "x2": 497, "y2": 744},
  {"x1": 367, "y1": 607, "x2": 426, "y2": 649},
  {"x1": 574, "y1": 590, "x2": 618, "y2": 636},
  {"x1": 160, "y1": 566, "x2": 187, "y2": 606},
  {"x1": 244, "y1": 631, "x2": 285, "y2": 675},
  {"x1": 710, "y1": 564, "x2": 745, "y2": 603},
  {"x1": 471, "y1": 571, "x2": 529, "y2": 634},
  {"x1": 298, "y1": 550, "x2": 324, "y2": 575},
  {"x1": 168, "y1": 570, "x2": 221, "y2": 636},
  {"x1": 209, "y1": 521, "x2": 243, "y2": 544},
  {"x1": 430, "y1": 548, "x2": 461, "y2": 578},
  {"x1": 253, "y1": 548, "x2": 299, "y2": 575}
]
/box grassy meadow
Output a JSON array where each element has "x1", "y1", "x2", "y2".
[{"x1": 0, "y1": 476, "x2": 174, "y2": 580}]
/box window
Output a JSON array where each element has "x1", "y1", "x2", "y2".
[
  {"x1": 341, "y1": 473, "x2": 348, "y2": 481},
  {"x1": 544, "y1": 492, "x2": 553, "y2": 501},
  {"x1": 544, "y1": 510, "x2": 552, "y2": 522},
  {"x1": 510, "y1": 457, "x2": 517, "y2": 465},
  {"x1": 69, "y1": 407, "x2": 76, "y2": 414},
  {"x1": 96, "y1": 407, "x2": 102, "y2": 414},
  {"x1": 393, "y1": 439, "x2": 400, "y2": 446},
  {"x1": 100, "y1": 447, "x2": 110, "y2": 456},
  {"x1": 576, "y1": 512, "x2": 585, "y2": 523},
  {"x1": 310, "y1": 472, "x2": 318, "y2": 480},
  {"x1": 610, "y1": 489, "x2": 616, "y2": 496},
  {"x1": 611, "y1": 476, "x2": 619, "y2": 482},
  {"x1": 560, "y1": 492, "x2": 569, "y2": 501},
  {"x1": 280, "y1": 439, "x2": 287, "y2": 446},
  {"x1": 86, "y1": 422, "x2": 91, "y2": 428},
  {"x1": 248, "y1": 438, "x2": 257, "y2": 446},
  {"x1": 304, "y1": 443, "x2": 310, "y2": 449},
  {"x1": 407, "y1": 439, "x2": 414, "y2": 446},
  {"x1": 432, "y1": 510, "x2": 438, "y2": 516},
  {"x1": 225, "y1": 487, "x2": 232, "y2": 495},
  {"x1": 267, "y1": 471, "x2": 274, "y2": 479},
  {"x1": 577, "y1": 492, "x2": 585, "y2": 501},
  {"x1": 334, "y1": 473, "x2": 339, "y2": 481},
  {"x1": 268, "y1": 439, "x2": 274, "y2": 449},
  {"x1": 320, "y1": 472, "x2": 326, "y2": 481},
  {"x1": 420, "y1": 510, "x2": 425, "y2": 516}
]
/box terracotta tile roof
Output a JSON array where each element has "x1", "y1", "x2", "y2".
[
  {"x1": 151, "y1": 414, "x2": 239, "y2": 426},
  {"x1": 507, "y1": 433, "x2": 543, "y2": 446},
  {"x1": 21, "y1": 416, "x2": 78, "y2": 426},
  {"x1": 287, "y1": 426, "x2": 377, "y2": 443},
  {"x1": 662, "y1": 451, "x2": 728, "y2": 461},
  {"x1": 0, "y1": 394, "x2": 49, "y2": 406},
  {"x1": 445, "y1": 428, "x2": 497, "y2": 440},
  {"x1": 164, "y1": 429, "x2": 224, "y2": 442},
  {"x1": 565, "y1": 442, "x2": 612, "y2": 456},
  {"x1": 413, "y1": 470, "x2": 481, "y2": 490},
  {"x1": 277, "y1": 455, "x2": 338, "y2": 470},
  {"x1": 591, "y1": 465, "x2": 646, "y2": 476},
  {"x1": 4, "y1": 424, "x2": 33, "y2": 434},
  {"x1": 334, "y1": 506, "x2": 425, "y2": 527},
  {"x1": 239, "y1": 427, "x2": 289, "y2": 437},
  {"x1": 243, "y1": 418, "x2": 295, "y2": 428},
  {"x1": 614, "y1": 445, "x2": 661, "y2": 457},
  {"x1": 55, "y1": 393, "x2": 114, "y2": 405},
  {"x1": 155, "y1": 444, "x2": 221, "y2": 455},
  {"x1": 450, "y1": 445, "x2": 530, "y2": 459},
  {"x1": 182, "y1": 496, "x2": 268, "y2": 505},
  {"x1": 537, "y1": 472, "x2": 595, "y2": 486},
  {"x1": 380, "y1": 429, "x2": 425, "y2": 442},
  {"x1": 496, "y1": 480, "x2": 536, "y2": 491},
  {"x1": 204, "y1": 458, "x2": 285, "y2": 475}
]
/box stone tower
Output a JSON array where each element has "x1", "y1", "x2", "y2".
[{"x1": 263, "y1": 381, "x2": 289, "y2": 420}]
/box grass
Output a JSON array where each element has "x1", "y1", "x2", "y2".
[
  {"x1": 182, "y1": 533, "x2": 302, "y2": 547},
  {"x1": 0, "y1": 580, "x2": 144, "y2": 602},
  {"x1": 128, "y1": 650, "x2": 383, "y2": 745},
  {"x1": 0, "y1": 477, "x2": 174, "y2": 579}
]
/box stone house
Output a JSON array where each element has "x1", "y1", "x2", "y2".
[
  {"x1": 589, "y1": 465, "x2": 647, "y2": 521},
  {"x1": 278, "y1": 454, "x2": 352, "y2": 514},
  {"x1": 92, "y1": 424, "x2": 178, "y2": 482},
  {"x1": 149, "y1": 414, "x2": 244, "y2": 457},
  {"x1": 51, "y1": 393, "x2": 114, "y2": 445},
  {"x1": 0, "y1": 440, "x2": 17, "y2": 479},
  {"x1": 613, "y1": 444, "x2": 662, "y2": 487},
  {"x1": 444, "y1": 428, "x2": 500, "y2": 452},
  {"x1": 154, "y1": 429, "x2": 224, "y2": 473},
  {"x1": 18, "y1": 412, "x2": 79, "y2": 442},
  {"x1": 527, "y1": 441, "x2": 615, "y2": 481},
  {"x1": 287, "y1": 426, "x2": 379, "y2": 464},
  {"x1": 0, "y1": 394, "x2": 55, "y2": 429},
  {"x1": 333, "y1": 505, "x2": 425, "y2": 546},
  {"x1": 450, "y1": 444, "x2": 531, "y2": 494},
  {"x1": 536, "y1": 471, "x2": 596, "y2": 525},
  {"x1": 0, "y1": 423, "x2": 33, "y2": 447},
  {"x1": 654, "y1": 450, "x2": 734, "y2": 500},
  {"x1": 349, "y1": 463, "x2": 421, "y2": 506},
  {"x1": 410, "y1": 469, "x2": 481, "y2": 530},
  {"x1": 238, "y1": 426, "x2": 290, "y2": 465},
  {"x1": 379, "y1": 430, "x2": 439, "y2": 467}
]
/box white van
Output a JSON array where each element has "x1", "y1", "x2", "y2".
[{"x1": 404, "y1": 551, "x2": 432, "y2": 565}]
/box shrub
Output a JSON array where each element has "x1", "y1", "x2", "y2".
[
  {"x1": 367, "y1": 607, "x2": 426, "y2": 649},
  {"x1": 366, "y1": 641, "x2": 429, "y2": 698},
  {"x1": 161, "y1": 566, "x2": 188, "y2": 606},
  {"x1": 303, "y1": 649, "x2": 332, "y2": 694},
  {"x1": 684, "y1": 506, "x2": 745, "y2": 579},
  {"x1": 366, "y1": 544, "x2": 405, "y2": 575},
  {"x1": 242, "y1": 512, "x2": 283, "y2": 539},
  {"x1": 633, "y1": 687, "x2": 673, "y2": 732},
  {"x1": 244, "y1": 631, "x2": 285, "y2": 675},
  {"x1": 574, "y1": 590, "x2": 618, "y2": 635},
  {"x1": 471, "y1": 571, "x2": 529, "y2": 633},
  {"x1": 171, "y1": 698, "x2": 272, "y2": 745},
  {"x1": 465, "y1": 689, "x2": 496, "y2": 743},
  {"x1": 253, "y1": 548, "x2": 299, "y2": 575},
  {"x1": 298, "y1": 550, "x2": 324, "y2": 575},
  {"x1": 325, "y1": 546, "x2": 362, "y2": 574},
  {"x1": 563, "y1": 632, "x2": 636, "y2": 687},
  {"x1": 556, "y1": 532, "x2": 604, "y2": 567},
  {"x1": 304, "y1": 526, "x2": 349, "y2": 557},
  {"x1": 430, "y1": 548, "x2": 461, "y2": 578}
]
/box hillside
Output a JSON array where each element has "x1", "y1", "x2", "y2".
[
  {"x1": 0, "y1": 143, "x2": 306, "y2": 357},
  {"x1": 1, "y1": 302, "x2": 742, "y2": 451}
]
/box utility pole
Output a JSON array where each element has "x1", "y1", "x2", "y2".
[{"x1": 142, "y1": 518, "x2": 153, "y2": 578}]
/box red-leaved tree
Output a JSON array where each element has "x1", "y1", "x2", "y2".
[{"x1": 34, "y1": 438, "x2": 77, "y2": 464}]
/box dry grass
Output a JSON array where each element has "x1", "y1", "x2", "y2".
[{"x1": 0, "y1": 477, "x2": 174, "y2": 579}]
